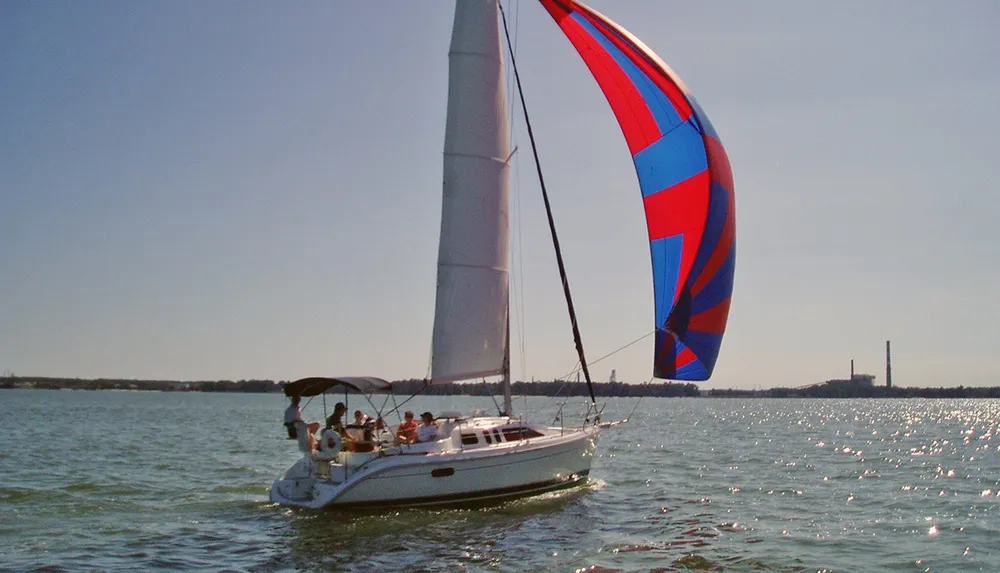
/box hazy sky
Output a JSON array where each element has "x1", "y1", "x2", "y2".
[{"x1": 2, "y1": 1, "x2": 998, "y2": 388}]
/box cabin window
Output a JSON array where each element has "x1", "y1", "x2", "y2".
[
  {"x1": 431, "y1": 468, "x2": 455, "y2": 478},
  {"x1": 501, "y1": 428, "x2": 543, "y2": 442},
  {"x1": 461, "y1": 433, "x2": 479, "y2": 445}
]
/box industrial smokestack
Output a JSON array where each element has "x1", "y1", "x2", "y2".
[
  {"x1": 886, "y1": 340, "x2": 892, "y2": 388},
  {"x1": 850, "y1": 359, "x2": 854, "y2": 380}
]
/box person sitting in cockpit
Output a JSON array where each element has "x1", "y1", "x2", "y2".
[
  {"x1": 346, "y1": 410, "x2": 371, "y2": 440},
  {"x1": 326, "y1": 402, "x2": 347, "y2": 435},
  {"x1": 395, "y1": 410, "x2": 418, "y2": 444},
  {"x1": 416, "y1": 412, "x2": 439, "y2": 443},
  {"x1": 344, "y1": 409, "x2": 376, "y2": 452}
]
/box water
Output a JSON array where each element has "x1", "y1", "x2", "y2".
[{"x1": 1, "y1": 390, "x2": 997, "y2": 572}]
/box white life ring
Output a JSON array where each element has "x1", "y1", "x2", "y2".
[{"x1": 318, "y1": 429, "x2": 342, "y2": 457}]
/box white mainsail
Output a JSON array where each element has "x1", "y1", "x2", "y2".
[{"x1": 431, "y1": 0, "x2": 511, "y2": 384}]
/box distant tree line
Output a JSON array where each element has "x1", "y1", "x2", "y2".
[
  {"x1": 387, "y1": 378, "x2": 699, "y2": 397},
  {"x1": 763, "y1": 384, "x2": 1000, "y2": 399},
  {"x1": 707, "y1": 380, "x2": 1000, "y2": 399},
  {"x1": 2, "y1": 375, "x2": 998, "y2": 398},
  {"x1": 0, "y1": 376, "x2": 697, "y2": 397},
  {"x1": 0, "y1": 376, "x2": 285, "y2": 393}
]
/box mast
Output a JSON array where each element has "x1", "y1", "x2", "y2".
[
  {"x1": 499, "y1": 3, "x2": 598, "y2": 408},
  {"x1": 502, "y1": 309, "x2": 512, "y2": 416}
]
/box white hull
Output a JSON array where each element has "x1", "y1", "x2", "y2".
[{"x1": 270, "y1": 419, "x2": 599, "y2": 509}]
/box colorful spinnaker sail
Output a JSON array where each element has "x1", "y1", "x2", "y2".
[{"x1": 540, "y1": 0, "x2": 735, "y2": 380}]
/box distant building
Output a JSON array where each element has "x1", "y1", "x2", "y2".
[
  {"x1": 821, "y1": 373, "x2": 875, "y2": 388},
  {"x1": 850, "y1": 374, "x2": 875, "y2": 386}
]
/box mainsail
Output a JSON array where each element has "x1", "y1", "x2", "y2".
[
  {"x1": 540, "y1": 0, "x2": 736, "y2": 380},
  {"x1": 431, "y1": 0, "x2": 511, "y2": 383}
]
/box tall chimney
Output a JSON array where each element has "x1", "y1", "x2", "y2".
[
  {"x1": 886, "y1": 340, "x2": 892, "y2": 388},
  {"x1": 850, "y1": 359, "x2": 854, "y2": 380}
]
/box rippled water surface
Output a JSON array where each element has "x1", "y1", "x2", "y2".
[{"x1": 1, "y1": 390, "x2": 998, "y2": 572}]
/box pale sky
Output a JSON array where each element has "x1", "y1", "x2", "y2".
[{"x1": 1, "y1": 1, "x2": 998, "y2": 389}]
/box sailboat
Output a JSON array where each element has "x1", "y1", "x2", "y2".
[{"x1": 269, "y1": 0, "x2": 735, "y2": 509}]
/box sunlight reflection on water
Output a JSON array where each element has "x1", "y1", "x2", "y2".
[{"x1": 0, "y1": 391, "x2": 997, "y2": 572}]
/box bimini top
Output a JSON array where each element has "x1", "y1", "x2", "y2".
[{"x1": 283, "y1": 377, "x2": 393, "y2": 397}]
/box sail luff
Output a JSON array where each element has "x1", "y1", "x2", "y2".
[{"x1": 431, "y1": 0, "x2": 511, "y2": 384}]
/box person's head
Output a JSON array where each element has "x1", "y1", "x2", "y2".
[
  {"x1": 333, "y1": 402, "x2": 346, "y2": 415},
  {"x1": 420, "y1": 412, "x2": 434, "y2": 425},
  {"x1": 404, "y1": 411, "x2": 414, "y2": 423},
  {"x1": 290, "y1": 395, "x2": 300, "y2": 407},
  {"x1": 354, "y1": 410, "x2": 364, "y2": 421}
]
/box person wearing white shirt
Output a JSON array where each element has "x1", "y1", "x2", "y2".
[
  {"x1": 283, "y1": 395, "x2": 320, "y2": 444},
  {"x1": 284, "y1": 396, "x2": 303, "y2": 438},
  {"x1": 416, "y1": 412, "x2": 439, "y2": 443}
]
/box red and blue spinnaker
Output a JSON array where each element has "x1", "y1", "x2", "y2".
[{"x1": 540, "y1": 0, "x2": 735, "y2": 380}]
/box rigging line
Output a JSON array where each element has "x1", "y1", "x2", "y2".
[
  {"x1": 499, "y1": 2, "x2": 597, "y2": 408},
  {"x1": 502, "y1": 0, "x2": 528, "y2": 383},
  {"x1": 513, "y1": 128, "x2": 527, "y2": 381},
  {"x1": 509, "y1": 251, "x2": 521, "y2": 332},
  {"x1": 515, "y1": 170, "x2": 527, "y2": 382},
  {"x1": 483, "y1": 378, "x2": 503, "y2": 416},
  {"x1": 502, "y1": 308, "x2": 512, "y2": 416},
  {"x1": 508, "y1": 160, "x2": 525, "y2": 385},
  {"x1": 513, "y1": 0, "x2": 527, "y2": 385},
  {"x1": 503, "y1": 0, "x2": 518, "y2": 132},
  {"x1": 513, "y1": 0, "x2": 520, "y2": 52},
  {"x1": 383, "y1": 382, "x2": 431, "y2": 419},
  {"x1": 503, "y1": 0, "x2": 522, "y2": 127},
  {"x1": 558, "y1": 329, "x2": 656, "y2": 382},
  {"x1": 623, "y1": 376, "x2": 654, "y2": 424},
  {"x1": 533, "y1": 366, "x2": 580, "y2": 414},
  {"x1": 513, "y1": 154, "x2": 527, "y2": 379},
  {"x1": 389, "y1": 394, "x2": 403, "y2": 425},
  {"x1": 535, "y1": 375, "x2": 574, "y2": 412},
  {"x1": 301, "y1": 395, "x2": 319, "y2": 419}
]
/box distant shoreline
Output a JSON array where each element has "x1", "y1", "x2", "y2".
[{"x1": 2, "y1": 376, "x2": 998, "y2": 399}]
